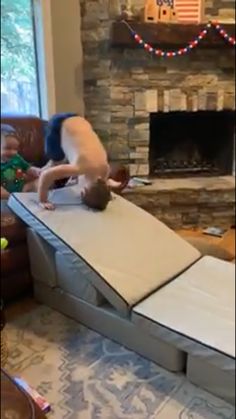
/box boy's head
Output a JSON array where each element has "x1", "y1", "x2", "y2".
[
  {"x1": 81, "y1": 178, "x2": 112, "y2": 211},
  {"x1": 1, "y1": 124, "x2": 19, "y2": 161}
]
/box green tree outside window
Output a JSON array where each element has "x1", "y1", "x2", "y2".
[{"x1": 1, "y1": 0, "x2": 40, "y2": 115}]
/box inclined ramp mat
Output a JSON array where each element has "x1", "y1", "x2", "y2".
[{"x1": 8, "y1": 185, "x2": 200, "y2": 316}]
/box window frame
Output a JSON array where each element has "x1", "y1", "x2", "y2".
[{"x1": 32, "y1": 0, "x2": 56, "y2": 119}]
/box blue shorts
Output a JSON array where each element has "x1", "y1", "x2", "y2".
[{"x1": 45, "y1": 113, "x2": 78, "y2": 161}]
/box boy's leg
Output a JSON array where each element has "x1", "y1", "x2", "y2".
[
  {"x1": 45, "y1": 113, "x2": 78, "y2": 162},
  {"x1": 44, "y1": 113, "x2": 78, "y2": 191}
]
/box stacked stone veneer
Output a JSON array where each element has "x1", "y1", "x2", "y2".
[{"x1": 80, "y1": 0, "x2": 235, "y2": 177}]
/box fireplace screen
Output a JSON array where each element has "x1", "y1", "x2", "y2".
[{"x1": 149, "y1": 110, "x2": 235, "y2": 177}]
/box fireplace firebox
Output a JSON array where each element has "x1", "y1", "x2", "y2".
[{"x1": 149, "y1": 111, "x2": 235, "y2": 178}]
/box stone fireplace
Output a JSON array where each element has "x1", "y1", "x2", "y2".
[
  {"x1": 80, "y1": 0, "x2": 235, "y2": 178},
  {"x1": 80, "y1": 0, "x2": 235, "y2": 228},
  {"x1": 149, "y1": 110, "x2": 235, "y2": 177}
]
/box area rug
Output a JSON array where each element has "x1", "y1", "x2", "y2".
[{"x1": 5, "y1": 304, "x2": 235, "y2": 419}]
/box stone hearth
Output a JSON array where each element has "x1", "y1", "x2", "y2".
[{"x1": 123, "y1": 176, "x2": 235, "y2": 229}]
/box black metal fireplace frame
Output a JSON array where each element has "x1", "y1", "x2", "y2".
[{"x1": 149, "y1": 110, "x2": 235, "y2": 178}]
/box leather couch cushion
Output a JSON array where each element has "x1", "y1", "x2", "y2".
[
  {"x1": 1, "y1": 115, "x2": 46, "y2": 166},
  {"x1": 1, "y1": 203, "x2": 26, "y2": 244},
  {"x1": 1, "y1": 244, "x2": 29, "y2": 275},
  {"x1": 1, "y1": 270, "x2": 32, "y2": 302},
  {"x1": 1, "y1": 116, "x2": 46, "y2": 302}
]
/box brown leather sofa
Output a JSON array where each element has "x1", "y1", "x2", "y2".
[{"x1": 1, "y1": 116, "x2": 47, "y2": 302}]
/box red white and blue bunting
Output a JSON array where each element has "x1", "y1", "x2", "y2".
[{"x1": 122, "y1": 20, "x2": 236, "y2": 58}]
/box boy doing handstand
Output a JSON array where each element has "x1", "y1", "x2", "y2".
[{"x1": 38, "y1": 114, "x2": 121, "y2": 210}]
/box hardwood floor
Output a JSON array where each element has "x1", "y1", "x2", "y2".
[{"x1": 177, "y1": 228, "x2": 235, "y2": 260}]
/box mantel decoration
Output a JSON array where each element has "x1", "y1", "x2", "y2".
[
  {"x1": 122, "y1": 20, "x2": 236, "y2": 58},
  {"x1": 144, "y1": 0, "x2": 203, "y2": 24}
]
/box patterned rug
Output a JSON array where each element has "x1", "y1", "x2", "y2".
[{"x1": 5, "y1": 304, "x2": 235, "y2": 419}]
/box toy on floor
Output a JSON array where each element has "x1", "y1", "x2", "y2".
[
  {"x1": 1, "y1": 238, "x2": 8, "y2": 250},
  {"x1": 14, "y1": 377, "x2": 51, "y2": 413},
  {"x1": 39, "y1": 114, "x2": 123, "y2": 211},
  {"x1": 203, "y1": 226, "x2": 226, "y2": 238},
  {"x1": 1, "y1": 124, "x2": 41, "y2": 199}
]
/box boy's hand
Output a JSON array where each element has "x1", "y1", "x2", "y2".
[
  {"x1": 27, "y1": 166, "x2": 41, "y2": 179},
  {"x1": 40, "y1": 201, "x2": 55, "y2": 210},
  {"x1": 34, "y1": 167, "x2": 41, "y2": 177}
]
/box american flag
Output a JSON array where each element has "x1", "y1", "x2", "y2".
[{"x1": 157, "y1": 0, "x2": 202, "y2": 24}]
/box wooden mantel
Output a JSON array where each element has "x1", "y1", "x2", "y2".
[{"x1": 111, "y1": 21, "x2": 235, "y2": 48}]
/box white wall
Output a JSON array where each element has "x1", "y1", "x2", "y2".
[{"x1": 34, "y1": 0, "x2": 84, "y2": 119}]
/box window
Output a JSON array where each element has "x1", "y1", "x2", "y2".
[{"x1": 1, "y1": 0, "x2": 41, "y2": 115}]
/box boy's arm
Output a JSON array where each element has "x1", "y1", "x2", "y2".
[{"x1": 38, "y1": 164, "x2": 81, "y2": 209}]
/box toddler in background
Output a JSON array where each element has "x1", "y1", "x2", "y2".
[{"x1": 1, "y1": 124, "x2": 41, "y2": 199}]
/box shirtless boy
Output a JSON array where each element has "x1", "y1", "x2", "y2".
[{"x1": 39, "y1": 114, "x2": 121, "y2": 210}]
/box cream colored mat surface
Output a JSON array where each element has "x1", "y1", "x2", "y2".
[
  {"x1": 133, "y1": 256, "x2": 235, "y2": 359},
  {"x1": 9, "y1": 186, "x2": 200, "y2": 314}
]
